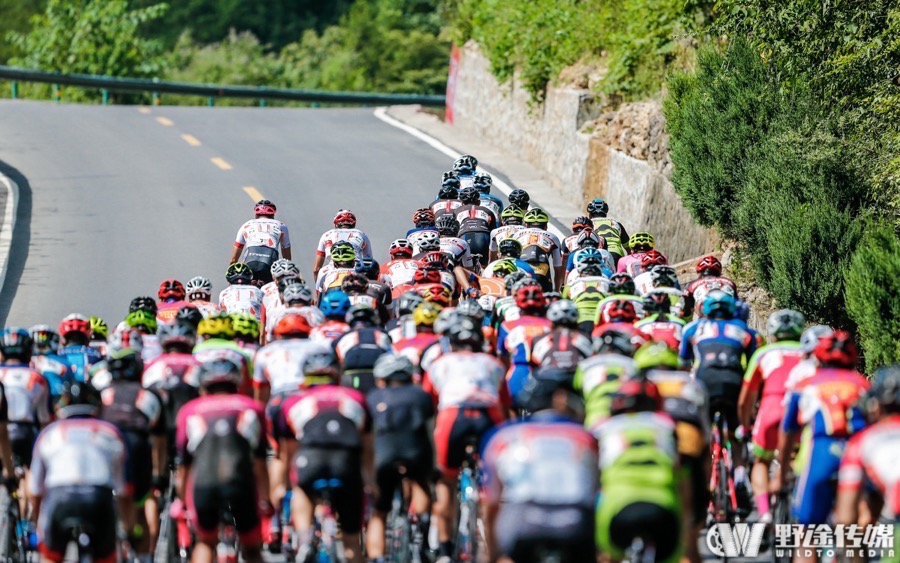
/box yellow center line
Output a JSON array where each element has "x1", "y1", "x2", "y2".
[
  {"x1": 137, "y1": 107, "x2": 151, "y2": 114},
  {"x1": 181, "y1": 134, "x2": 201, "y2": 147},
  {"x1": 155, "y1": 116, "x2": 174, "y2": 127},
  {"x1": 243, "y1": 187, "x2": 265, "y2": 202},
  {"x1": 211, "y1": 157, "x2": 233, "y2": 170}
]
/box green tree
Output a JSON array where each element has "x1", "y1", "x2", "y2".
[{"x1": 0, "y1": 0, "x2": 44, "y2": 63}]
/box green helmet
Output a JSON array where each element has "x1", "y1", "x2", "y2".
[
  {"x1": 633, "y1": 342, "x2": 680, "y2": 371},
  {"x1": 125, "y1": 309, "x2": 157, "y2": 334},
  {"x1": 524, "y1": 208, "x2": 550, "y2": 225},
  {"x1": 230, "y1": 312, "x2": 260, "y2": 341},
  {"x1": 501, "y1": 206, "x2": 525, "y2": 225},
  {"x1": 330, "y1": 242, "x2": 357, "y2": 264},
  {"x1": 226, "y1": 262, "x2": 253, "y2": 284},
  {"x1": 89, "y1": 316, "x2": 108, "y2": 340},
  {"x1": 491, "y1": 258, "x2": 519, "y2": 278}
]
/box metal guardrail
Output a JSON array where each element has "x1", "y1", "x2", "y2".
[{"x1": 0, "y1": 65, "x2": 446, "y2": 107}]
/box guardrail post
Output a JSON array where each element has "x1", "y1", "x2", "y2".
[
  {"x1": 312, "y1": 101, "x2": 319, "y2": 109},
  {"x1": 52, "y1": 84, "x2": 60, "y2": 104},
  {"x1": 101, "y1": 89, "x2": 109, "y2": 106},
  {"x1": 259, "y1": 99, "x2": 266, "y2": 108},
  {"x1": 207, "y1": 96, "x2": 214, "y2": 107},
  {"x1": 152, "y1": 92, "x2": 159, "y2": 106},
  {"x1": 10, "y1": 81, "x2": 17, "y2": 99}
]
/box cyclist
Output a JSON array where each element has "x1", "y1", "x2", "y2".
[
  {"x1": 737, "y1": 309, "x2": 805, "y2": 524},
  {"x1": 473, "y1": 172, "x2": 503, "y2": 222},
  {"x1": 230, "y1": 199, "x2": 292, "y2": 285},
  {"x1": 185, "y1": 276, "x2": 221, "y2": 318},
  {"x1": 429, "y1": 182, "x2": 463, "y2": 220},
  {"x1": 355, "y1": 257, "x2": 393, "y2": 312},
  {"x1": 617, "y1": 231, "x2": 656, "y2": 276},
  {"x1": 315, "y1": 242, "x2": 359, "y2": 297},
  {"x1": 489, "y1": 206, "x2": 527, "y2": 262},
  {"x1": 593, "y1": 379, "x2": 682, "y2": 563},
  {"x1": 497, "y1": 286, "x2": 552, "y2": 406},
  {"x1": 514, "y1": 208, "x2": 564, "y2": 291},
  {"x1": 176, "y1": 358, "x2": 270, "y2": 563},
  {"x1": 275, "y1": 349, "x2": 371, "y2": 563},
  {"x1": 365, "y1": 354, "x2": 435, "y2": 561},
  {"x1": 483, "y1": 238, "x2": 535, "y2": 278},
  {"x1": 452, "y1": 154, "x2": 479, "y2": 186},
  {"x1": 333, "y1": 305, "x2": 392, "y2": 395},
  {"x1": 490, "y1": 274, "x2": 532, "y2": 331},
  {"x1": 633, "y1": 250, "x2": 670, "y2": 294},
  {"x1": 586, "y1": 198, "x2": 629, "y2": 265},
  {"x1": 193, "y1": 313, "x2": 253, "y2": 396},
  {"x1": 29, "y1": 325, "x2": 70, "y2": 402},
  {"x1": 455, "y1": 186, "x2": 497, "y2": 267},
  {"x1": 529, "y1": 299, "x2": 593, "y2": 380},
  {"x1": 643, "y1": 266, "x2": 685, "y2": 317},
  {"x1": 508, "y1": 188, "x2": 531, "y2": 211},
  {"x1": 88, "y1": 316, "x2": 109, "y2": 356},
  {"x1": 341, "y1": 271, "x2": 387, "y2": 321},
  {"x1": 482, "y1": 372, "x2": 597, "y2": 563},
  {"x1": 310, "y1": 291, "x2": 352, "y2": 344},
  {"x1": 381, "y1": 239, "x2": 419, "y2": 296},
  {"x1": 261, "y1": 275, "x2": 302, "y2": 344},
  {"x1": 219, "y1": 262, "x2": 264, "y2": 320},
  {"x1": 125, "y1": 308, "x2": 163, "y2": 363},
  {"x1": 563, "y1": 216, "x2": 594, "y2": 255},
  {"x1": 313, "y1": 209, "x2": 372, "y2": 280},
  {"x1": 565, "y1": 230, "x2": 614, "y2": 281},
  {"x1": 392, "y1": 301, "x2": 441, "y2": 371},
  {"x1": 231, "y1": 312, "x2": 262, "y2": 353},
  {"x1": 157, "y1": 279, "x2": 188, "y2": 324},
  {"x1": 635, "y1": 292, "x2": 685, "y2": 350},
  {"x1": 573, "y1": 331, "x2": 637, "y2": 427},
  {"x1": 592, "y1": 299, "x2": 642, "y2": 342},
  {"x1": 422, "y1": 315, "x2": 510, "y2": 562},
  {"x1": 386, "y1": 291, "x2": 424, "y2": 342},
  {"x1": 260, "y1": 260, "x2": 302, "y2": 331},
  {"x1": 683, "y1": 255, "x2": 737, "y2": 319},
  {"x1": 263, "y1": 285, "x2": 324, "y2": 341},
  {"x1": 58, "y1": 313, "x2": 103, "y2": 382},
  {"x1": 562, "y1": 251, "x2": 611, "y2": 333},
  {"x1": 435, "y1": 214, "x2": 474, "y2": 269},
  {"x1": 29, "y1": 380, "x2": 133, "y2": 563}
]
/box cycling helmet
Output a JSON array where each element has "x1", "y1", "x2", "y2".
[
  {"x1": 594, "y1": 329, "x2": 636, "y2": 356},
  {"x1": 346, "y1": 304, "x2": 380, "y2": 327},
  {"x1": 373, "y1": 353, "x2": 415, "y2": 383},
  {"x1": 641, "y1": 250, "x2": 668, "y2": 269},
  {"x1": 341, "y1": 272, "x2": 369, "y2": 295},
  {"x1": 419, "y1": 251, "x2": 450, "y2": 272},
  {"x1": 572, "y1": 216, "x2": 594, "y2": 233},
  {"x1": 129, "y1": 297, "x2": 158, "y2": 314},
  {"x1": 812, "y1": 330, "x2": 858, "y2": 368},
  {"x1": 330, "y1": 242, "x2": 358, "y2": 265},
  {"x1": 437, "y1": 184, "x2": 459, "y2": 200},
  {"x1": 523, "y1": 208, "x2": 550, "y2": 226},
  {"x1": 767, "y1": 309, "x2": 805, "y2": 341},
  {"x1": 185, "y1": 276, "x2": 213, "y2": 301},
  {"x1": 516, "y1": 286, "x2": 547, "y2": 312},
  {"x1": 282, "y1": 284, "x2": 314, "y2": 306},
  {"x1": 650, "y1": 265, "x2": 678, "y2": 288},
  {"x1": 421, "y1": 285, "x2": 452, "y2": 307},
  {"x1": 413, "y1": 208, "x2": 436, "y2": 226},
  {"x1": 547, "y1": 299, "x2": 579, "y2": 328},
  {"x1": 412, "y1": 302, "x2": 442, "y2": 327},
  {"x1": 869, "y1": 365, "x2": 900, "y2": 410},
  {"x1": 106, "y1": 328, "x2": 144, "y2": 380},
  {"x1": 334, "y1": 210, "x2": 357, "y2": 228},
  {"x1": 0, "y1": 328, "x2": 32, "y2": 361},
  {"x1": 230, "y1": 313, "x2": 260, "y2": 341},
  {"x1": 225, "y1": 262, "x2": 253, "y2": 285},
  {"x1": 89, "y1": 317, "x2": 109, "y2": 340},
  {"x1": 459, "y1": 187, "x2": 479, "y2": 205},
  {"x1": 696, "y1": 255, "x2": 722, "y2": 277},
  {"x1": 195, "y1": 358, "x2": 243, "y2": 390},
  {"x1": 446, "y1": 315, "x2": 484, "y2": 348},
  {"x1": 503, "y1": 271, "x2": 529, "y2": 293},
  {"x1": 544, "y1": 291, "x2": 561, "y2": 304},
  {"x1": 158, "y1": 320, "x2": 197, "y2": 350},
  {"x1": 490, "y1": 259, "x2": 519, "y2": 278},
  {"x1": 452, "y1": 155, "x2": 477, "y2": 176},
  {"x1": 628, "y1": 232, "x2": 655, "y2": 251},
  {"x1": 397, "y1": 291, "x2": 425, "y2": 315},
  {"x1": 125, "y1": 309, "x2": 158, "y2": 334},
  {"x1": 417, "y1": 231, "x2": 441, "y2": 252},
  {"x1": 587, "y1": 198, "x2": 609, "y2": 217},
  {"x1": 473, "y1": 173, "x2": 492, "y2": 194},
  {"x1": 575, "y1": 257, "x2": 604, "y2": 277},
  {"x1": 734, "y1": 300, "x2": 751, "y2": 322},
  {"x1": 30, "y1": 325, "x2": 60, "y2": 355},
  {"x1": 508, "y1": 189, "x2": 530, "y2": 209},
  {"x1": 643, "y1": 292, "x2": 672, "y2": 315},
  {"x1": 701, "y1": 289, "x2": 736, "y2": 319},
  {"x1": 801, "y1": 325, "x2": 834, "y2": 354},
  {"x1": 273, "y1": 314, "x2": 313, "y2": 338},
  {"x1": 600, "y1": 299, "x2": 638, "y2": 324},
  {"x1": 276, "y1": 274, "x2": 301, "y2": 292},
  {"x1": 457, "y1": 299, "x2": 486, "y2": 323},
  {"x1": 413, "y1": 268, "x2": 443, "y2": 285},
  {"x1": 56, "y1": 380, "x2": 102, "y2": 419},
  {"x1": 302, "y1": 348, "x2": 341, "y2": 387},
  {"x1": 608, "y1": 273, "x2": 636, "y2": 296},
  {"x1": 197, "y1": 313, "x2": 234, "y2": 340},
  {"x1": 610, "y1": 378, "x2": 663, "y2": 415},
  {"x1": 633, "y1": 343, "x2": 680, "y2": 371},
  {"x1": 319, "y1": 291, "x2": 351, "y2": 320},
  {"x1": 435, "y1": 214, "x2": 460, "y2": 237},
  {"x1": 389, "y1": 239, "x2": 414, "y2": 258},
  {"x1": 158, "y1": 279, "x2": 186, "y2": 301},
  {"x1": 434, "y1": 308, "x2": 461, "y2": 336},
  {"x1": 271, "y1": 259, "x2": 301, "y2": 281},
  {"x1": 500, "y1": 206, "x2": 525, "y2": 226},
  {"x1": 460, "y1": 154, "x2": 479, "y2": 169},
  {"x1": 513, "y1": 278, "x2": 542, "y2": 293},
  {"x1": 254, "y1": 199, "x2": 276, "y2": 217},
  {"x1": 498, "y1": 238, "x2": 523, "y2": 258},
  {"x1": 574, "y1": 248, "x2": 604, "y2": 271},
  {"x1": 576, "y1": 229, "x2": 602, "y2": 249},
  {"x1": 176, "y1": 306, "x2": 204, "y2": 328}
]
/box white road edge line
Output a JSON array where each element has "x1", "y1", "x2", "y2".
[
  {"x1": 373, "y1": 107, "x2": 565, "y2": 240},
  {"x1": 0, "y1": 171, "x2": 19, "y2": 300}
]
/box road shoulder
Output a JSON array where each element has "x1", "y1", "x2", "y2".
[{"x1": 0, "y1": 170, "x2": 17, "y2": 300}]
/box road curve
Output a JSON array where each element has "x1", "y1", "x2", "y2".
[{"x1": 0, "y1": 101, "x2": 452, "y2": 326}]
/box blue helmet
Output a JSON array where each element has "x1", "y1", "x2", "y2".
[
  {"x1": 702, "y1": 289, "x2": 737, "y2": 319},
  {"x1": 319, "y1": 291, "x2": 351, "y2": 320},
  {"x1": 574, "y1": 248, "x2": 605, "y2": 275},
  {"x1": 0, "y1": 327, "x2": 33, "y2": 361}
]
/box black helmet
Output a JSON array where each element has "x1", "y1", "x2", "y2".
[
  {"x1": 57, "y1": 380, "x2": 102, "y2": 419},
  {"x1": 439, "y1": 180, "x2": 460, "y2": 200},
  {"x1": 650, "y1": 266, "x2": 678, "y2": 289},
  {"x1": 225, "y1": 262, "x2": 253, "y2": 284},
  {"x1": 459, "y1": 187, "x2": 480, "y2": 204},
  {"x1": 176, "y1": 306, "x2": 204, "y2": 329},
  {"x1": 373, "y1": 353, "x2": 415, "y2": 383},
  {"x1": 473, "y1": 173, "x2": 492, "y2": 194},
  {"x1": 354, "y1": 257, "x2": 381, "y2": 281},
  {"x1": 453, "y1": 155, "x2": 477, "y2": 176},
  {"x1": 608, "y1": 273, "x2": 636, "y2": 296},
  {"x1": 504, "y1": 271, "x2": 529, "y2": 293},
  {"x1": 593, "y1": 329, "x2": 635, "y2": 356},
  {"x1": 397, "y1": 291, "x2": 425, "y2": 316},
  {"x1": 445, "y1": 316, "x2": 484, "y2": 348},
  {"x1": 346, "y1": 304, "x2": 380, "y2": 327},
  {"x1": 498, "y1": 238, "x2": 523, "y2": 258},
  {"x1": 0, "y1": 328, "x2": 32, "y2": 362},
  {"x1": 508, "y1": 189, "x2": 530, "y2": 209},
  {"x1": 456, "y1": 299, "x2": 486, "y2": 323},
  {"x1": 129, "y1": 296, "x2": 158, "y2": 315},
  {"x1": 341, "y1": 272, "x2": 369, "y2": 295},
  {"x1": 435, "y1": 214, "x2": 460, "y2": 237},
  {"x1": 587, "y1": 198, "x2": 609, "y2": 217},
  {"x1": 643, "y1": 292, "x2": 672, "y2": 315},
  {"x1": 195, "y1": 358, "x2": 243, "y2": 391}
]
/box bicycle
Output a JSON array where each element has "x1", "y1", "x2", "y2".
[
  {"x1": 298, "y1": 478, "x2": 345, "y2": 563},
  {"x1": 0, "y1": 476, "x2": 27, "y2": 562},
  {"x1": 769, "y1": 479, "x2": 793, "y2": 563},
  {"x1": 455, "y1": 440, "x2": 482, "y2": 562},
  {"x1": 384, "y1": 465, "x2": 426, "y2": 563},
  {"x1": 708, "y1": 411, "x2": 739, "y2": 527},
  {"x1": 216, "y1": 507, "x2": 240, "y2": 563},
  {"x1": 153, "y1": 480, "x2": 191, "y2": 563}
]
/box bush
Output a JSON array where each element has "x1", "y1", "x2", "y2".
[{"x1": 845, "y1": 225, "x2": 900, "y2": 368}]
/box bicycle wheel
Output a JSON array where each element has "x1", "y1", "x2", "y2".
[
  {"x1": 154, "y1": 500, "x2": 177, "y2": 563},
  {"x1": 0, "y1": 486, "x2": 11, "y2": 560}
]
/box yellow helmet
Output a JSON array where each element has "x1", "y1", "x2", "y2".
[
  {"x1": 198, "y1": 313, "x2": 234, "y2": 339},
  {"x1": 412, "y1": 302, "x2": 442, "y2": 327},
  {"x1": 230, "y1": 312, "x2": 260, "y2": 340}
]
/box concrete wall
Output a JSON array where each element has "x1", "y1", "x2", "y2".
[{"x1": 450, "y1": 41, "x2": 718, "y2": 262}]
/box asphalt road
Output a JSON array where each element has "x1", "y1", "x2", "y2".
[{"x1": 0, "y1": 102, "x2": 453, "y2": 326}]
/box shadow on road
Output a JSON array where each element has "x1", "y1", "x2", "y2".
[{"x1": 0, "y1": 160, "x2": 31, "y2": 326}]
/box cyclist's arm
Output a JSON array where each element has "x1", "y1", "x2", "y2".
[
  {"x1": 0, "y1": 424, "x2": 12, "y2": 480},
  {"x1": 280, "y1": 224, "x2": 292, "y2": 260},
  {"x1": 617, "y1": 222, "x2": 630, "y2": 249},
  {"x1": 738, "y1": 350, "x2": 764, "y2": 428},
  {"x1": 230, "y1": 243, "x2": 243, "y2": 264},
  {"x1": 313, "y1": 254, "x2": 325, "y2": 280}
]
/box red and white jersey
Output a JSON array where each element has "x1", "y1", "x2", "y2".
[
  {"x1": 266, "y1": 308, "x2": 325, "y2": 341},
  {"x1": 430, "y1": 200, "x2": 463, "y2": 218},
  {"x1": 440, "y1": 237, "x2": 473, "y2": 267},
  {"x1": 315, "y1": 228, "x2": 372, "y2": 259},
  {"x1": 310, "y1": 320, "x2": 350, "y2": 344},
  {"x1": 348, "y1": 294, "x2": 378, "y2": 309},
  {"x1": 513, "y1": 228, "x2": 563, "y2": 266},
  {"x1": 839, "y1": 415, "x2": 900, "y2": 516},
  {"x1": 563, "y1": 233, "x2": 581, "y2": 253},
  {"x1": 261, "y1": 282, "x2": 281, "y2": 311},
  {"x1": 0, "y1": 365, "x2": 50, "y2": 425},
  {"x1": 316, "y1": 267, "x2": 355, "y2": 295},
  {"x1": 423, "y1": 351, "x2": 511, "y2": 410},
  {"x1": 219, "y1": 284, "x2": 264, "y2": 319},
  {"x1": 253, "y1": 339, "x2": 330, "y2": 396},
  {"x1": 489, "y1": 225, "x2": 526, "y2": 252},
  {"x1": 188, "y1": 300, "x2": 221, "y2": 319},
  {"x1": 381, "y1": 259, "x2": 419, "y2": 288},
  {"x1": 235, "y1": 218, "x2": 291, "y2": 250}
]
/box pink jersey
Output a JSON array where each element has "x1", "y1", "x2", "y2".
[
  {"x1": 393, "y1": 333, "x2": 440, "y2": 368},
  {"x1": 157, "y1": 300, "x2": 188, "y2": 324},
  {"x1": 279, "y1": 386, "x2": 369, "y2": 447},
  {"x1": 235, "y1": 218, "x2": 291, "y2": 250},
  {"x1": 423, "y1": 351, "x2": 511, "y2": 410},
  {"x1": 142, "y1": 352, "x2": 198, "y2": 389},
  {"x1": 743, "y1": 342, "x2": 805, "y2": 399},
  {"x1": 176, "y1": 394, "x2": 266, "y2": 464},
  {"x1": 839, "y1": 416, "x2": 900, "y2": 516},
  {"x1": 218, "y1": 284, "x2": 263, "y2": 319},
  {"x1": 315, "y1": 228, "x2": 371, "y2": 258}
]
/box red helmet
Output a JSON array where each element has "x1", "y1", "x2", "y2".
[
  {"x1": 413, "y1": 268, "x2": 443, "y2": 285},
  {"x1": 419, "y1": 251, "x2": 450, "y2": 272},
  {"x1": 389, "y1": 239, "x2": 413, "y2": 258},
  {"x1": 641, "y1": 250, "x2": 668, "y2": 269},
  {"x1": 158, "y1": 279, "x2": 186, "y2": 301},
  {"x1": 254, "y1": 199, "x2": 276, "y2": 217},
  {"x1": 812, "y1": 330, "x2": 858, "y2": 368},
  {"x1": 600, "y1": 299, "x2": 638, "y2": 324},
  {"x1": 515, "y1": 286, "x2": 547, "y2": 311},
  {"x1": 412, "y1": 208, "x2": 436, "y2": 226},
  {"x1": 610, "y1": 379, "x2": 663, "y2": 415},
  {"x1": 696, "y1": 255, "x2": 722, "y2": 276},
  {"x1": 273, "y1": 314, "x2": 312, "y2": 338},
  {"x1": 59, "y1": 314, "x2": 91, "y2": 339},
  {"x1": 420, "y1": 285, "x2": 452, "y2": 307},
  {"x1": 334, "y1": 210, "x2": 357, "y2": 228}
]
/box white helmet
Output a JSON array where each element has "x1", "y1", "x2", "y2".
[
  {"x1": 185, "y1": 276, "x2": 212, "y2": 300},
  {"x1": 271, "y1": 259, "x2": 301, "y2": 281},
  {"x1": 417, "y1": 231, "x2": 441, "y2": 252}
]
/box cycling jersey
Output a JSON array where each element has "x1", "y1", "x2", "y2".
[
  {"x1": 455, "y1": 204, "x2": 496, "y2": 234},
  {"x1": 513, "y1": 228, "x2": 563, "y2": 268},
  {"x1": 590, "y1": 218, "x2": 628, "y2": 258},
  {"x1": 392, "y1": 333, "x2": 440, "y2": 371},
  {"x1": 573, "y1": 354, "x2": 636, "y2": 426},
  {"x1": 645, "y1": 369, "x2": 708, "y2": 455},
  {"x1": 218, "y1": 284, "x2": 264, "y2": 319},
  {"x1": 0, "y1": 365, "x2": 51, "y2": 427},
  {"x1": 192, "y1": 339, "x2": 253, "y2": 395},
  {"x1": 530, "y1": 328, "x2": 592, "y2": 374},
  {"x1": 616, "y1": 251, "x2": 652, "y2": 277},
  {"x1": 635, "y1": 314, "x2": 685, "y2": 350},
  {"x1": 439, "y1": 236, "x2": 473, "y2": 267},
  {"x1": 333, "y1": 328, "x2": 393, "y2": 394},
  {"x1": 315, "y1": 267, "x2": 355, "y2": 296},
  {"x1": 316, "y1": 227, "x2": 372, "y2": 259},
  {"x1": 428, "y1": 199, "x2": 463, "y2": 219},
  {"x1": 265, "y1": 307, "x2": 324, "y2": 342},
  {"x1": 188, "y1": 300, "x2": 221, "y2": 319},
  {"x1": 380, "y1": 258, "x2": 419, "y2": 292},
  {"x1": 30, "y1": 354, "x2": 71, "y2": 402},
  {"x1": 562, "y1": 277, "x2": 610, "y2": 327},
  {"x1": 563, "y1": 233, "x2": 581, "y2": 254},
  {"x1": 142, "y1": 352, "x2": 199, "y2": 451},
  {"x1": 634, "y1": 271, "x2": 681, "y2": 296},
  {"x1": 594, "y1": 295, "x2": 645, "y2": 324},
  {"x1": 482, "y1": 259, "x2": 535, "y2": 278},
  {"x1": 157, "y1": 299, "x2": 188, "y2": 324},
  {"x1": 683, "y1": 276, "x2": 737, "y2": 319},
  {"x1": 742, "y1": 341, "x2": 804, "y2": 457},
  {"x1": 490, "y1": 296, "x2": 519, "y2": 331},
  {"x1": 309, "y1": 320, "x2": 350, "y2": 344},
  {"x1": 423, "y1": 351, "x2": 511, "y2": 411},
  {"x1": 839, "y1": 415, "x2": 900, "y2": 518},
  {"x1": 489, "y1": 225, "x2": 525, "y2": 252},
  {"x1": 253, "y1": 339, "x2": 330, "y2": 396},
  {"x1": 59, "y1": 344, "x2": 103, "y2": 383},
  {"x1": 497, "y1": 316, "x2": 552, "y2": 404},
  {"x1": 235, "y1": 218, "x2": 291, "y2": 251}
]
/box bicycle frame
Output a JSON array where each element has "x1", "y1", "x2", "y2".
[
  {"x1": 455, "y1": 444, "x2": 481, "y2": 562},
  {"x1": 708, "y1": 412, "x2": 739, "y2": 524}
]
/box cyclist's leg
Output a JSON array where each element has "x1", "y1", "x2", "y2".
[
  {"x1": 292, "y1": 447, "x2": 328, "y2": 550},
  {"x1": 185, "y1": 479, "x2": 220, "y2": 563},
  {"x1": 750, "y1": 397, "x2": 782, "y2": 519},
  {"x1": 220, "y1": 482, "x2": 262, "y2": 563},
  {"x1": 366, "y1": 459, "x2": 402, "y2": 558},
  {"x1": 433, "y1": 407, "x2": 462, "y2": 556},
  {"x1": 327, "y1": 448, "x2": 365, "y2": 563}
]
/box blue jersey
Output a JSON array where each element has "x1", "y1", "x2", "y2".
[
  {"x1": 31, "y1": 353, "x2": 73, "y2": 400},
  {"x1": 679, "y1": 319, "x2": 757, "y2": 368},
  {"x1": 59, "y1": 345, "x2": 103, "y2": 383}
]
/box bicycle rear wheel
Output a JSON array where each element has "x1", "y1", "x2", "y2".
[{"x1": 0, "y1": 486, "x2": 12, "y2": 561}]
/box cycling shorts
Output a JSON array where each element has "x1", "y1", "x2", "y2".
[
  {"x1": 244, "y1": 246, "x2": 278, "y2": 285},
  {"x1": 265, "y1": 392, "x2": 294, "y2": 455},
  {"x1": 604, "y1": 501, "x2": 681, "y2": 563},
  {"x1": 434, "y1": 405, "x2": 504, "y2": 479},
  {"x1": 38, "y1": 485, "x2": 117, "y2": 563},
  {"x1": 751, "y1": 396, "x2": 785, "y2": 460},
  {"x1": 461, "y1": 232, "x2": 490, "y2": 267},
  {"x1": 122, "y1": 431, "x2": 153, "y2": 503},
  {"x1": 705, "y1": 378, "x2": 742, "y2": 438},
  {"x1": 373, "y1": 454, "x2": 433, "y2": 514},
  {"x1": 188, "y1": 477, "x2": 261, "y2": 546},
  {"x1": 495, "y1": 503, "x2": 595, "y2": 563},
  {"x1": 792, "y1": 436, "x2": 845, "y2": 525},
  {"x1": 292, "y1": 447, "x2": 364, "y2": 534},
  {"x1": 9, "y1": 423, "x2": 38, "y2": 468}
]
